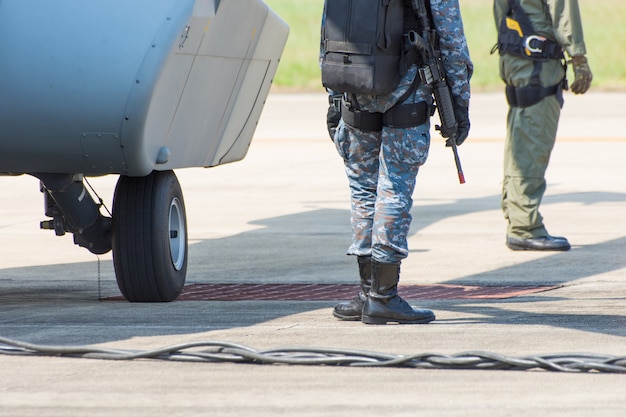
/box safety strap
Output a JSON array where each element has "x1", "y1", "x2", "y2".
[
  {"x1": 505, "y1": 59, "x2": 567, "y2": 108},
  {"x1": 494, "y1": 0, "x2": 564, "y2": 61},
  {"x1": 505, "y1": 84, "x2": 557, "y2": 108}
]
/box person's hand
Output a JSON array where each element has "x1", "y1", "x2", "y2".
[
  {"x1": 447, "y1": 97, "x2": 469, "y2": 146},
  {"x1": 570, "y1": 55, "x2": 592, "y2": 95}
]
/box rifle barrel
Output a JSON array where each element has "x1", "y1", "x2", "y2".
[{"x1": 451, "y1": 142, "x2": 465, "y2": 184}]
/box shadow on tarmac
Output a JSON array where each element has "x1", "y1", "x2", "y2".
[{"x1": 1, "y1": 190, "x2": 625, "y2": 345}]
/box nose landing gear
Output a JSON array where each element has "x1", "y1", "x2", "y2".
[
  {"x1": 38, "y1": 170, "x2": 188, "y2": 302},
  {"x1": 111, "y1": 170, "x2": 188, "y2": 302}
]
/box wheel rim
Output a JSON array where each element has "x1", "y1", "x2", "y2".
[{"x1": 168, "y1": 197, "x2": 186, "y2": 271}]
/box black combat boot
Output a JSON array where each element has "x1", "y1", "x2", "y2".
[
  {"x1": 332, "y1": 256, "x2": 372, "y2": 321},
  {"x1": 361, "y1": 260, "x2": 435, "y2": 325}
]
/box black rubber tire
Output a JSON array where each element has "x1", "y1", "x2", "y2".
[{"x1": 111, "y1": 170, "x2": 187, "y2": 302}]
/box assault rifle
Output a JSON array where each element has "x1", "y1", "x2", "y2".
[{"x1": 409, "y1": 0, "x2": 465, "y2": 184}]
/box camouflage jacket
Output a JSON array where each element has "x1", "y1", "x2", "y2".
[{"x1": 429, "y1": 0, "x2": 473, "y2": 107}]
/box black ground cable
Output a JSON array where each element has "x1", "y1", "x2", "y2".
[{"x1": 0, "y1": 336, "x2": 624, "y2": 373}]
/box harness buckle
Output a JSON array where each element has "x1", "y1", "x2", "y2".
[{"x1": 524, "y1": 35, "x2": 547, "y2": 55}]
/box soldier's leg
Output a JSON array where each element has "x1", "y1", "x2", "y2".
[
  {"x1": 332, "y1": 121, "x2": 380, "y2": 321},
  {"x1": 333, "y1": 120, "x2": 381, "y2": 256},
  {"x1": 361, "y1": 124, "x2": 435, "y2": 325},
  {"x1": 371, "y1": 124, "x2": 429, "y2": 262},
  {"x1": 502, "y1": 95, "x2": 561, "y2": 239}
]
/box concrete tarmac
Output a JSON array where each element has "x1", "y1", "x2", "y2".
[{"x1": 0, "y1": 92, "x2": 625, "y2": 416}]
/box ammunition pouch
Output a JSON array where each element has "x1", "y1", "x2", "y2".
[
  {"x1": 341, "y1": 100, "x2": 383, "y2": 132},
  {"x1": 341, "y1": 100, "x2": 429, "y2": 132},
  {"x1": 505, "y1": 81, "x2": 564, "y2": 108},
  {"x1": 382, "y1": 102, "x2": 429, "y2": 128}
]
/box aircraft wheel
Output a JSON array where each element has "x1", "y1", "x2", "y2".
[{"x1": 112, "y1": 170, "x2": 187, "y2": 302}]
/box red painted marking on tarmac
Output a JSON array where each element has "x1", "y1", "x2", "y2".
[{"x1": 105, "y1": 283, "x2": 561, "y2": 301}]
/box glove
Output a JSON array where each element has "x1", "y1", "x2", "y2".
[
  {"x1": 326, "y1": 90, "x2": 342, "y2": 141},
  {"x1": 447, "y1": 96, "x2": 469, "y2": 147},
  {"x1": 569, "y1": 55, "x2": 592, "y2": 95}
]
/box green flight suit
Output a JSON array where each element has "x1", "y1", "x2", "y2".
[{"x1": 493, "y1": 0, "x2": 587, "y2": 239}]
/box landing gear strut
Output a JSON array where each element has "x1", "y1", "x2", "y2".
[{"x1": 38, "y1": 170, "x2": 188, "y2": 302}]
